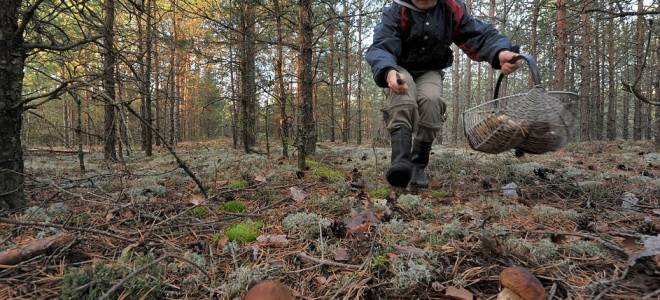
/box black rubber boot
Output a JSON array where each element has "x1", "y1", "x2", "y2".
[
  {"x1": 410, "y1": 141, "x2": 432, "y2": 188},
  {"x1": 386, "y1": 127, "x2": 413, "y2": 188}
]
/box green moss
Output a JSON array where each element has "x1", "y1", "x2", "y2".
[
  {"x1": 191, "y1": 206, "x2": 210, "y2": 218},
  {"x1": 431, "y1": 191, "x2": 449, "y2": 198},
  {"x1": 211, "y1": 233, "x2": 223, "y2": 243},
  {"x1": 306, "y1": 160, "x2": 344, "y2": 181},
  {"x1": 222, "y1": 200, "x2": 247, "y2": 213},
  {"x1": 369, "y1": 187, "x2": 390, "y2": 199},
  {"x1": 228, "y1": 180, "x2": 249, "y2": 189},
  {"x1": 372, "y1": 255, "x2": 388, "y2": 269},
  {"x1": 225, "y1": 221, "x2": 262, "y2": 243}
]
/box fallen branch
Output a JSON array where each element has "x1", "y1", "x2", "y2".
[
  {"x1": 0, "y1": 218, "x2": 135, "y2": 243},
  {"x1": 120, "y1": 103, "x2": 209, "y2": 199},
  {"x1": 0, "y1": 233, "x2": 74, "y2": 265},
  {"x1": 296, "y1": 252, "x2": 360, "y2": 270}
]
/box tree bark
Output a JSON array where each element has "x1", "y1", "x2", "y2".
[
  {"x1": 633, "y1": 0, "x2": 644, "y2": 141},
  {"x1": 299, "y1": 0, "x2": 315, "y2": 155},
  {"x1": 103, "y1": 0, "x2": 118, "y2": 161},
  {"x1": 0, "y1": 0, "x2": 26, "y2": 209},
  {"x1": 655, "y1": 40, "x2": 659, "y2": 151},
  {"x1": 328, "y1": 18, "x2": 336, "y2": 142},
  {"x1": 274, "y1": 0, "x2": 289, "y2": 157},
  {"x1": 357, "y1": 0, "x2": 364, "y2": 145},
  {"x1": 452, "y1": 45, "x2": 461, "y2": 144},
  {"x1": 553, "y1": 0, "x2": 566, "y2": 90},
  {"x1": 579, "y1": 6, "x2": 591, "y2": 141},
  {"x1": 143, "y1": 0, "x2": 154, "y2": 156},
  {"x1": 239, "y1": 1, "x2": 257, "y2": 152},
  {"x1": 606, "y1": 2, "x2": 617, "y2": 141},
  {"x1": 529, "y1": 0, "x2": 540, "y2": 89},
  {"x1": 341, "y1": 0, "x2": 351, "y2": 143},
  {"x1": 487, "y1": 0, "x2": 495, "y2": 98}
]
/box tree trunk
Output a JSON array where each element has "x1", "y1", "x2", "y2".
[
  {"x1": 341, "y1": 0, "x2": 351, "y2": 143},
  {"x1": 623, "y1": 65, "x2": 630, "y2": 140},
  {"x1": 452, "y1": 45, "x2": 460, "y2": 144},
  {"x1": 357, "y1": 0, "x2": 363, "y2": 145},
  {"x1": 632, "y1": 0, "x2": 644, "y2": 141},
  {"x1": 154, "y1": 34, "x2": 161, "y2": 146},
  {"x1": 74, "y1": 93, "x2": 85, "y2": 173},
  {"x1": 579, "y1": 7, "x2": 591, "y2": 141},
  {"x1": 63, "y1": 97, "x2": 70, "y2": 147},
  {"x1": 274, "y1": 0, "x2": 289, "y2": 157},
  {"x1": 240, "y1": 1, "x2": 257, "y2": 152},
  {"x1": 487, "y1": 0, "x2": 495, "y2": 98},
  {"x1": 606, "y1": 2, "x2": 617, "y2": 141},
  {"x1": 297, "y1": 0, "x2": 314, "y2": 170},
  {"x1": 592, "y1": 11, "x2": 602, "y2": 140},
  {"x1": 651, "y1": 38, "x2": 660, "y2": 152},
  {"x1": 328, "y1": 18, "x2": 336, "y2": 142},
  {"x1": 553, "y1": 0, "x2": 566, "y2": 90},
  {"x1": 143, "y1": 0, "x2": 154, "y2": 156},
  {"x1": 529, "y1": 0, "x2": 540, "y2": 89},
  {"x1": 103, "y1": 0, "x2": 118, "y2": 161},
  {"x1": 299, "y1": 0, "x2": 315, "y2": 155},
  {"x1": 0, "y1": 0, "x2": 26, "y2": 209}
]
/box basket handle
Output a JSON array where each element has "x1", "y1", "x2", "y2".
[{"x1": 493, "y1": 53, "x2": 543, "y2": 99}]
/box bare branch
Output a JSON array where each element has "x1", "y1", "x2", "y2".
[
  {"x1": 585, "y1": 8, "x2": 660, "y2": 17},
  {"x1": 16, "y1": 0, "x2": 48, "y2": 36},
  {"x1": 24, "y1": 35, "x2": 102, "y2": 52}
]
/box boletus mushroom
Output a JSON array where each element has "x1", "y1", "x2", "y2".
[
  {"x1": 244, "y1": 280, "x2": 293, "y2": 300},
  {"x1": 496, "y1": 267, "x2": 545, "y2": 300}
]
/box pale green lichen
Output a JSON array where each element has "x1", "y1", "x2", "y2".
[
  {"x1": 532, "y1": 205, "x2": 579, "y2": 224},
  {"x1": 397, "y1": 194, "x2": 420, "y2": 210},
  {"x1": 219, "y1": 266, "x2": 265, "y2": 298},
  {"x1": 282, "y1": 212, "x2": 331, "y2": 238},
  {"x1": 441, "y1": 219, "x2": 466, "y2": 240},
  {"x1": 568, "y1": 240, "x2": 606, "y2": 257},
  {"x1": 505, "y1": 237, "x2": 558, "y2": 262},
  {"x1": 391, "y1": 258, "x2": 432, "y2": 289}
]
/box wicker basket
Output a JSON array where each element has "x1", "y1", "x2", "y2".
[{"x1": 463, "y1": 54, "x2": 577, "y2": 155}]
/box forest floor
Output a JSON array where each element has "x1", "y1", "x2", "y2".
[{"x1": 0, "y1": 139, "x2": 658, "y2": 299}]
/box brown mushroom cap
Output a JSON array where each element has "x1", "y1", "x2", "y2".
[
  {"x1": 244, "y1": 280, "x2": 293, "y2": 300},
  {"x1": 500, "y1": 267, "x2": 545, "y2": 300}
]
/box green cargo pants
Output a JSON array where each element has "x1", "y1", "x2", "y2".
[{"x1": 383, "y1": 67, "x2": 447, "y2": 144}]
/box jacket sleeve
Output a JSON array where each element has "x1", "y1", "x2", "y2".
[
  {"x1": 365, "y1": 5, "x2": 401, "y2": 88},
  {"x1": 449, "y1": 1, "x2": 512, "y2": 69}
]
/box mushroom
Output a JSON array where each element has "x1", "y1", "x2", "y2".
[
  {"x1": 496, "y1": 267, "x2": 545, "y2": 300},
  {"x1": 244, "y1": 280, "x2": 293, "y2": 300}
]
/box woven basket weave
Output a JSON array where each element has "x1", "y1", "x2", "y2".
[{"x1": 463, "y1": 54, "x2": 577, "y2": 155}]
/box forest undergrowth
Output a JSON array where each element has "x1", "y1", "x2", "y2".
[{"x1": 0, "y1": 139, "x2": 658, "y2": 299}]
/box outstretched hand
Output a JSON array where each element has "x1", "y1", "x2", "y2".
[
  {"x1": 498, "y1": 50, "x2": 523, "y2": 75},
  {"x1": 386, "y1": 69, "x2": 409, "y2": 94}
]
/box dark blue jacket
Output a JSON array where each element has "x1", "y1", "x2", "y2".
[{"x1": 365, "y1": 0, "x2": 513, "y2": 88}]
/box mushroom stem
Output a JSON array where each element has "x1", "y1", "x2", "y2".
[{"x1": 497, "y1": 287, "x2": 525, "y2": 300}]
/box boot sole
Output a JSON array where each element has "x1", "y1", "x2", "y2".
[{"x1": 387, "y1": 163, "x2": 413, "y2": 188}]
